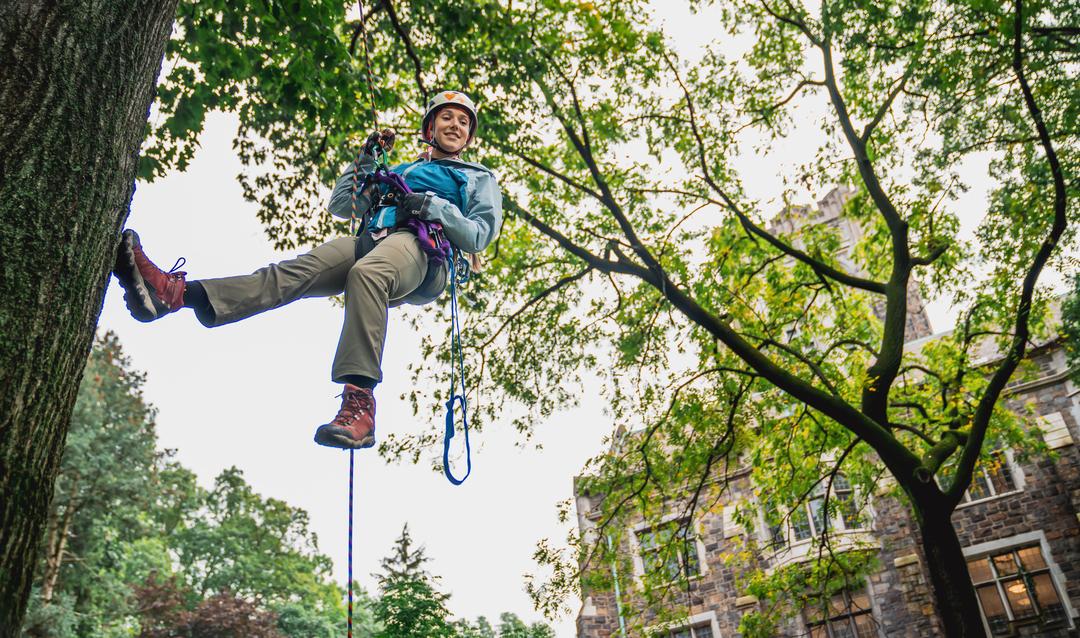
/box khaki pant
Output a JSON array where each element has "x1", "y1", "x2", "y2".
[{"x1": 197, "y1": 231, "x2": 443, "y2": 383}]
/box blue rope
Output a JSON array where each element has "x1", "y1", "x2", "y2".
[
  {"x1": 347, "y1": 449, "x2": 354, "y2": 638},
  {"x1": 442, "y1": 254, "x2": 472, "y2": 485}
]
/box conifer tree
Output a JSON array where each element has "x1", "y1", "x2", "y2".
[{"x1": 373, "y1": 524, "x2": 454, "y2": 638}]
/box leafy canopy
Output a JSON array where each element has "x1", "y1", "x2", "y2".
[{"x1": 143, "y1": 0, "x2": 1076, "y2": 632}]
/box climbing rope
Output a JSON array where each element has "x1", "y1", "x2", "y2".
[
  {"x1": 341, "y1": 0, "x2": 474, "y2": 629},
  {"x1": 346, "y1": 4, "x2": 375, "y2": 636},
  {"x1": 347, "y1": 449, "x2": 355, "y2": 638},
  {"x1": 355, "y1": 0, "x2": 379, "y2": 131}
]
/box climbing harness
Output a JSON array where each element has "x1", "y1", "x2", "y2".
[{"x1": 352, "y1": 151, "x2": 475, "y2": 486}]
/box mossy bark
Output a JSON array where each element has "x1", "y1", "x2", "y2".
[{"x1": 0, "y1": 2, "x2": 177, "y2": 633}]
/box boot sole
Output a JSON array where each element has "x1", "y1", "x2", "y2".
[
  {"x1": 314, "y1": 427, "x2": 376, "y2": 450},
  {"x1": 113, "y1": 230, "x2": 163, "y2": 323}
]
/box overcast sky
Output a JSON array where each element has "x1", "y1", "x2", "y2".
[{"x1": 95, "y1": 3, "x2": 1071, "y2": 636}]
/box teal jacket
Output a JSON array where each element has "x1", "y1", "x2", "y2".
[{"x1": 328, "y1": 155, "x2": 503, "y2": 254}]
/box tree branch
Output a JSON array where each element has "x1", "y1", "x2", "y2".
[
  {"x1": 820, "y1": 35, "x2": 912, "y2": 427},
  {"x1": 379, "y1": 0, "x2": 429, "y2": 103},
  {"x1": 492, "y1": 141, "x2": 605, "y2": 202},
  {"x1": 758, "y1": 338, "x2": 841, "y2": 396},
  {"x1": 347, "y1": 6, "x2": 384, "y2": 57},
  {"x1": 477, "y1": 266, "x2": 594, "y2": 350},
  {"x1": 758, "y1": 0, "x2": 820, "y2": 45},
  {"x1": 659, "y1": 52, "x2": 887, "y2": 294},
  {"x1": 948, "y1": 0, "x2": 1070, "y2": 505},
  {"x1": 860, "y1": 66, "x2": 913, "y2": 144},
  {"x1": 531, "y1": 72, "x2": 665, "y2": 276},
  {"x1": 504, "y1": 198, "x2": 649, "y2": 280},
  {"x1": 911, "y1": 241, "x2": 950, "y2": 266}
]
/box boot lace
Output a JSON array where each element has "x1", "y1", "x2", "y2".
[
  {"x1": 332, "y1": 389, "x2": 372, "y2": 427},
  {"x1": 166, "y1": 257, "x2": 187, "y2": 281}
]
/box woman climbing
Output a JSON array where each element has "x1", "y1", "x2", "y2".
[{"x1": 112, "y1": 90, "x2": 502, "y2": 450}]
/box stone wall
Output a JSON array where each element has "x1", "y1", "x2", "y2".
[{"x1": 575, "y1": 344, "x2": 1080, "y2": 637}]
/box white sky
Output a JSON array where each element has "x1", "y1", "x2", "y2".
[
  {"x1": 102, "y1": 109, "x2": 611, "y2": 634},
  {"x1": 97, "y1": 3, "x2": 1070, "y2": 636}
]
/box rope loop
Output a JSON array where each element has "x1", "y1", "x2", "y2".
[
  {"x1": 442, "y1": 393, "x2": 472, "y2": 485},
  {"x1": 441, "y1": 256, "x2": 473, "y2": 485}
]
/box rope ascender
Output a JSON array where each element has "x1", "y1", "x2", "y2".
[{"x1": 343, "y1": 1, "x2": 474, "y2": 633}]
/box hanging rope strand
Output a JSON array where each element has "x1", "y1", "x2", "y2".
[
  {"x1": 347, "y1": 449, "x2": 355, "y2": 638},
  {"x1": 442, "y1": 255, "x2": 473, "y2": 485},
  {"x1": 351, "y1": 0, "x2": 383, "y2": 235},
  {"x1": 355, "y1": 0, "x2": 379, "y2": 130},
  {"x1": 347, "y1": 4, "x2": 378, "y2": 635}
]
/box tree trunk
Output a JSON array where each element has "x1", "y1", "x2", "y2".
[
  {"x1": 916, "y1": 503, "x2": 987, "y2": 638},
  {"x1": 0, "y1": 2, "x2": 177, "y2": 634},
  {"x1": 41, "y1": 492, "x2": 78, "y2": 605}
]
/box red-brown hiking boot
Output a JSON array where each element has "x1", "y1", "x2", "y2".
[
  {"x1": 314, "y1": 385, "x2": 376, "y2": 449},
  {"x1": 113, "y1": 230, "x2": 187, "y2": 322}
]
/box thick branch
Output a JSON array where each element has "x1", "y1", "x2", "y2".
[
  {"x1": 911, "y1": 241, "x2": 950, "y2": 266},
  {"x1": 513, "y1": 194, "x2": 918, "y2": 477},
  {"x1": 947, "y1": 0, "x2": 1070, "y2": 505},
  {"x1": 820, "y1": 37, "x2": 912, "y2": 426}
]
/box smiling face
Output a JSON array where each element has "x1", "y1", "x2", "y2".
[{"x1": 428, "y1": 105, "x2": 474, "y2": 158}]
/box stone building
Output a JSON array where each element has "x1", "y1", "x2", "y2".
[{"x1": 573, "y1": 191, "x2": 1080, "y2": 637}]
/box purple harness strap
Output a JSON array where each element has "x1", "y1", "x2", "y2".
[{"x1": 362, "y1": 167, "x2": 451, "y2": 265}]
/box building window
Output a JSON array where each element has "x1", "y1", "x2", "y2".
[
  {"x1": 962, "y1": 449, "x2": 1018, "y2": 504},
  {"x1": 967, "y1": 545, "x2": 1069, "y2": 635},
  {"x1": 790, "y1": 475, "x2": 863, "y2": 542},
  {"x1": 665, "y1": 624, "x2": 713, "y2": 638},
  {"x1": 804, "y1": 588, "x2": 877, "y2": 637},
  {"x1": 637, "y1": 520, "x2": 701, "y2": 581}
]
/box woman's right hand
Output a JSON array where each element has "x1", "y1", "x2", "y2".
[{"x1": 363, "y1": 128, "x2": 396, "y2": 156}]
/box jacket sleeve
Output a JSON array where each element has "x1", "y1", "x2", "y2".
[
  {"x1": 327, "y1": 155, "x2": 377, "y2": 220},
  {"x1": 415, "y1": 170, "x2": 503, "y2": 253}
]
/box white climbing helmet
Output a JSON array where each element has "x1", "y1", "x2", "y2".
[{"x1": 421, "y1": 90, "x2": 478, "y2": 142}]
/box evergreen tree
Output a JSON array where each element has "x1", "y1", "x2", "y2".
[
  {"x1": 374, "y1": 525, "x2": 454, "y2": 638},
  {"x1": 376, "y1": 523, "x2": 430, "y2": 584}
]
